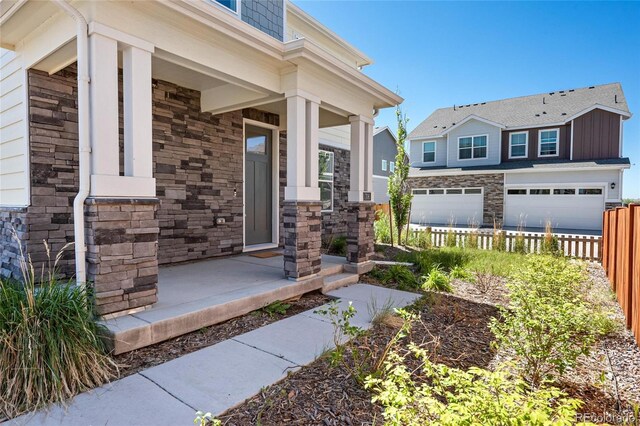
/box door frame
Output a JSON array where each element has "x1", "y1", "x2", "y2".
[{"x1": 242, "y1": 118, "x2": 280, "y2": 251}]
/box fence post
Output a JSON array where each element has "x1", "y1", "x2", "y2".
[{"x1": 630, "y1": 204, "x2": 640, "y2": 345}]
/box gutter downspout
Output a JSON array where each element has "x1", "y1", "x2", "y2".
[{"x1": 52, "y1": 0, "x2": 90, "y2": 288}]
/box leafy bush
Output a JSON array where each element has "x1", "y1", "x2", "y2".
[
  {"x1": 541, "y1": 221, "x2": 562, "y2": 256},
  {"x1": 490, "y1": 256, "x2": 607, "y2": 387},
  {"x1": 382, "y1": 265, "x2": 420, "y2": 291},
  {"x1": 423, "y1": 268, "x2": 452, "y2": 293},
  {"x1": 326, "y1": 236, "x2": 347, "y2": 256},
  {"x1": 262, "y1": 300, "x2": 291, "y2": 317},
  {"x1": 399, "y1": 248, "x2": 468, "y2": 275},
  {"x1": 366, "y1": 345, "x2": 587, "y2": 426},
  {"x1": 415, "y1": 229, "x2": 432, "y2": 249},
  {"x1": 374, "y1": 211, "x2": 392, "y2": 244},
  {"x1": 449, "y1": 265, "x2": 472, "y2": 281},
  {"x1": 0, "y1": 240, "x2": 116, "y2": 418}
]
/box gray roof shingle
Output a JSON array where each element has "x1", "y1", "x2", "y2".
[{"x1": 409, "y1": 83, "x2": 630, "y2": 139}]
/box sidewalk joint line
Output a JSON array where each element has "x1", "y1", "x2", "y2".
[
  {"x1": 231, "y1": 338, "x2": 302, "y2": 368},
  {"x1": 138, "y1": 372, "x2": 199, "y2": 412}
]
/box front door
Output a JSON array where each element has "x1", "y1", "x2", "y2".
[{"x1": 245, "y1": 124, "x2": 272, "y2": 246}]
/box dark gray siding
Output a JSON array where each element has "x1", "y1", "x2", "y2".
[
  {"x1": 241, "y1": 0, "x2": 284, "y2": 41},
  {"x1": 573, "y1": 109, "x2": 621, "y2": 160},
  {"x1": 373, "y1": 128, "x2": 398, "y2": 177}
]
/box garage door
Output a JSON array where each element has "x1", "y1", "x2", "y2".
[
  {"x1": 411, "y1": 188, "x2": 483, "y2": 226},
  {"x1": 504, "y1": 186, "x2": 604, "y2": 231}
]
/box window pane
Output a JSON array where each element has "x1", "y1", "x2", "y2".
[
  {"x1": 459, "y1": 137, "x2": 472, "y2": 148},
  {"x1": 246, "y1": 135, "x2": 267, "y2": 154},
  {"x1": 507, "y1": 189, "x2": 527, "y2": 195},
  {"x1": 540, "y1": 142, "x2": 557, "y2": 156},
  {"x1": 578, "y1": 188, "x2": 603, "y2": 195},
  {"x1": 511, "y1": 133, "x2": 526, "y2": 145},
  {"x1": 390, "y1": 162, "x2": 395, "y2": 172},
  {"x1": 511, "y1": 144, "x2": 526, "y2": 157},
  {"x1": 214, "y1": 0, "x2": 237, "y2": 11},
  {"x1": 473, "y1": 135, "x2": 487, "y2": 147},
  {"x1": 319, "y1": 151, "x2": 333, "y2": 181},
  {"x1": 473, "y1": 146, "x2": 487, "y2": 158},
  {"x1": 540, "y1": 130, "x2": 558, "y2": 143},
  {"x1": 320, "y1": 181, "x2": 333, "y2": 210},
  {"x1": 381, "y1": 160, "x2": 387, "y2": 171},
  {"x1": 423, "y1": 152, "x2": 435, "y2": 162},
  {"x1": 423, "y1": 142, "x2": 435, "y2": 153},
  {"x1": 446, "y1": 189, "x2": 463, "y2": 194},
  {"x1": 459, "y1": 148, "x2": 472, "y2": 159},
  {"x1": 554, "y1": 188, "x2": 576, "y2": 195},
  {"x1": 530, "y1": 189, "x2": 551, "y2": 195},
  {"x1": 429, "y1": 189, "x2": 444, "y2": 195},
  {"x1": 413, "y1": 189, "x2": 427, "y2": 195},
  {"x1": 465, "y1": 188, "x2": 481, "y2": 194}
]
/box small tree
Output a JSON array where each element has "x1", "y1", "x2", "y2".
[{"x1": 388, "y1": 107, "x2": 412, "y2": 246}]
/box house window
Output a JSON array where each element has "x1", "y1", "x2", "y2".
[
  {"x1": 465, "y1": 188, "x2": 482, "y2": 194},
  {"x1": 422, "y1": 141, "x2": 436, "y2": 163},
  {"x1": 381, "y1": 160, "x2": 387, "y2": 171},
  {"x1": 389, "y1": 161, "x2": 395, "y2": 172},
  {"x1": 209, "y1": 0, "x2": 238, "y2": 12},
  {"x1": 509, "y1": 132, "x2": 528, "y2": 158},
  {"x1": 458, "y1": 135, "x2": 488, "y2": 160},
  {"x1": 429, "y1": 189, "x2": 444, "y2": 195},
  {"x1": 507, "y1": 189, "x2": 527, "y2": 195},
  {"x1": 319, "y1": 150, "x2": 334, "y2": 212},
  {"x1": 446, "y1": 189, "x2": 463, "y2": 194},
  {"x1": 413, "y1": 189, "x2": 427, "y2": 195},
  {"x1": 529, "y1": 189, "x2": 551, "y2": 195},
  {"x1": 578, "y1": 188, "x2": 603, "y2": 195},
  {"x1": 554, "y1": 188, "x2": 576, "y2": 195},
  {"x1": 538, "y1": 129, "x2": 559, "y2": 156}
]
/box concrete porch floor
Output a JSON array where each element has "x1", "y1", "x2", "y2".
[{"x1": 101, "y1": 252, "x2": 353, "y2": 354}]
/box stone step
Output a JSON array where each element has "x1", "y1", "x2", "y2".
[
  {"x1": 322, "y1": 272, "x2": 359, "y2": 293},
  {"x1": 318, "y1": 262, "x2": 344, "y2": 277}
]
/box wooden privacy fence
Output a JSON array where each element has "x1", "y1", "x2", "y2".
[
  {"x1": 374, "y1": 203, "x2": 390, "y2": 220},
  {"x1": 406, "y1": 228, "x2": 602, "y2": 261},
  {"x1": 602, "y1": 204, "x2": 640, "y2": 347}
]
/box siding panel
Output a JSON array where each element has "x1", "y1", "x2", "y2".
[
  {"x1": 572, "y1": 109, "x2": 620, "y2": 160},
  {"x1": 0, "y1": 49, "x2": 28, "y2": 206}
]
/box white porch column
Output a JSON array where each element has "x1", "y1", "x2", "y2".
[
  {"x1": 123, "y1": 46, "x2": 153, "y2": 178},
  {"x1": 89, "y1": 33, "x2": 119, "y2": 177},
  {"x1": 284, "y1": 90, "x2": 321, "y2": 201},
  {"x1": 348, "y1": 115, "x2": 374, "y2": 202},
  {"x1": 87, "y1": 23, "x2": 156, "y2": 198}
]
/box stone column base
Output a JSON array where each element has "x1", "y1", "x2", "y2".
[
  {"x1": 85, "y1": 198, "x2": 160, "y2": 317},
  {"x1": 283, "y1": 200, "x2": 322, "y2": 280},
  {"x1": 0, "y1": 208, "x2": 28, "y2": 280},
  {"x1": 346, "y1": 202, "x2": 375, "y2": 264}
]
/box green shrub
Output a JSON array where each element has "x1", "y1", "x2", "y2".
[
  {"x1": 445, "y1": 229, "x2": 457, "y2": 247},
  {"x1": 541, "y1": 234, "x2": 562, "y2": 256},
  {"x1": 382, "y1": 265, "x2": 420, "y2": 290},
  {"x1": 423, "y1": 268, "x2": 452, "y2": 293},
  {"x1": 0, "y1": 241, "x2": 116, "y2": 418},
  {"x1": 464, "y1": 231, "x2": 478, "y2": 249},
  {"x1": 513, "y1": 233, "x2": 527, "y2": 254},
  {"x1": 399, "y1": 248, "x2": 468, "y2": 275},
  {"x1": 415, "y1": 229, "x2": 432, "y2": 249},
  {"x1": 374, "y1": 211, "x2": 393, "y2": 244},
  {"x1": 327, "y1": 236, "x2": 347, "y2": 256},
  {"x1": 449, "y1": 265, "x2": 472, "y2": 281},
  {"x1": 492, "y1": 230, "x2": 506, "y2": 252},
  {"x1": 261, "y1": 300, "x2": 291, "y2": 317},
  {"x1": 366, "y1": 345, "x2": 587, "y2": 426},
  {"x1": 490, "y1": 256, "x2": 607, "y2": 387}
]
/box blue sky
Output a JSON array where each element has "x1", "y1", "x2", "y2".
[{"x1": 294, "y1": 0, "x2": 640, "y2": 198}]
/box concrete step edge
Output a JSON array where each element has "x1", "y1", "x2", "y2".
[{"x1": 321, "y1": 272, "x2": 359, "y2": 293}]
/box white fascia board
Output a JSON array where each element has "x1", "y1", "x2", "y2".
[
  {"x1": 409, "y1": 164, "x2": 630, "y2": 178},
  {"x1": 440, "y1": 115, "x2": 505, "y2": 136},
  {"x1": 374, "y1": 125, "x2": 397, "y2": 142},
  {"x1": 564, "y1": 104, "x2": 632, "y2": 122}
]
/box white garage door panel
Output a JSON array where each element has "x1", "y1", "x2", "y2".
[
  {"x1": 505, "y1": 193, "x2": 603, "y2": 230},
  {"x1": 411, "y1": 194, "x2": 483, "y2": 226}
]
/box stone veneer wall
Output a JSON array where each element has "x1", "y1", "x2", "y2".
[
  {"x1": 408, "y1": 173, "x2": 505, "y2": 226},
  {"x1": 346, "y1": 202, "x2": 375, "y2": 264},
  {"x1": 319, "y1": 144, "x2": 350, "y2": 242},
  {"x1": 85, "y1": 199, "x2": 159, "y2": 315},
  {"x1": 0, "y1": 209, "x2": 27, "y2": 278},
  {"x1": 152, "y1": 77, "x2": 282, "y2": 264},
  {"x1": 283, "y1": 201, "x2": 322, "y2": 279}
]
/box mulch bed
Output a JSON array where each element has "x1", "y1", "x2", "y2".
[
  {"x1": 218, "y1": 260, "x2": 640, "y2": 425},
  {"x1": 114, "y1": 292, "x2": 330, "y2": 378}
]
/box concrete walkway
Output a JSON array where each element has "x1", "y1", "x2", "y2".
[{"x1": 8, "y1": 284, "x2": 421, "y2": 426}]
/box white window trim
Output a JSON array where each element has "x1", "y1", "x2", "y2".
[
  {"x1": 508, "y1": 131, "x2": 528, "y2": 159},
  {"x1": 381, "y1": 159, "x2": 387, "y2": 171},
  {"x1": 319, "y1": 149, "x2": 334, "y2": 212},
  {"x1": 206, "y1": 0, "x2": 241, "y2": 16},
  {"x1": 422, "y1": 141, "x2": 437, "y2": 163},
  {"x1": 538, "y1": 128, "x2": 560, "y2": 157},
  {"x1": 457, "y1": 134, "x2": 489, "y2": 161}
]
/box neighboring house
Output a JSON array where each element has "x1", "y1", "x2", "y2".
[
  {"x1": 317, "y1": 125, "x2": 398, "y2": 209},
  {"x1": 0, "y1": 0, "x2": 401, "y2": 318},
  {"x1": 407, "y1": 83, "x2": 632, "y2": 231}
]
